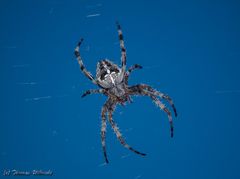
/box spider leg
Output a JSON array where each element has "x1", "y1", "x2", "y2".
[
  {"x1": 100, "y1": 100, "x2": 110, "y2": 163},
  {"x1": 131, "y1": 84, "x2": 177, "y2": 117},
  {"x1": 81, "y1": 89, "x2": 105, "y2": 98},
  {"x1": 129, "y1": 85, "x2": 175, "y2": 137},
  {"x1": 150, "y1": 95, "x2": 174, "y2": 138},
  {"x1": 108, "y1": 104, "x2": 146, "y2": 156},
  {"x1": 125, "y1": 64, "x2": 142, "y2": 83},
  {"x1": 116, "y1": 22, "x2": 127, "y2": 78},
  {"x1": 155, "y1": 92, "x2": 177, "y2": 117},
  {"x1": 74, "y1": 38, "x2": 98, "y2": 84},
  {"x1": 127, "y1": 64, "x2": 143, "y2": 73}
]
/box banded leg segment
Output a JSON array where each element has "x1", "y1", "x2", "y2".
[
  {"x1": 81, "y1": 89, "x2": 105, "y2": 98},
  {"x1": 161, "y1": 94, "x2": 177, "y2": 117},
  {"x1": 101, "y1": 101, "x2": 109, "y2": 163},
  {"x1": 143, "y1": 85, "x2": 177, "y2": 117},
  {"x1": 150, "y1": 95, "x2": 174, "y2": 138},
  {"x1": 74, "y1": 38, "x2": 97, "y2": 84},
  {"x1": 131, "y1": 84, "x2": 177, "y2": 117},
  {"x1": 127, "y1": 64, "x2": 142, "y2": 74},
  {"x1": 125, "y1": 64, "x2": 142, "y2": 83},
  {"x1": 129, "y1": 84, "x2": 175, "y2": 137},
  {"x1": 108, "y1": 104, "x2": 146, "y2": 156},
  {"x1": 116, "y1": 22, "x2": 127, "y2": 76}
]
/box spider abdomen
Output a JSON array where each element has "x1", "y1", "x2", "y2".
[{"x1": 96, "y1": 59, "x2": 123, "y2": 88}]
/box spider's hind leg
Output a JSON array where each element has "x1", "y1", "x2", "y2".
[
  {"x1": 108, "y1": 105, "x2": 146, "y2": 156},
  {"x1": 129, "y1": 84, "x2": 176, "y2": 137},
  {"x1": 161, "y1": 94, "x2": 177, "y2": 117},
  {"x1": 101, "y1": 103, "x2": 109, "y2": 163},
  {"x1": 147, "y1": 87, "x2": 177, "y2": 117},
  {"x1": 133, "y1": 84, "x2": 177, "y2": 117},
  {"x1": 150, "y1": 95, "x2": 174, "y2": 137}
]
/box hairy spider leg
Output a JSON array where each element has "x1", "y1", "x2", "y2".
[
  {"x1": 116, "y1": 22, "x2": 127, "y2": 77},
  {"x1": 155, "y1": 91, "x2": 177, "y2": 117},
  {"x1": 133, "y1": 84, "x2": 177, "y2": 117},
  {"x1": 124, "y1": 64, "x2": 143, "y2": 83},
  {"x1": 101, "y1": 102, "x2": 109, "y2": 163},
  {"x1": 150, "y1": 95, "x2": 174, "y2": 138},
  {"x1": 127, "y1": 64, "x2": 143, "y2": 74},
  {"x1": 152, "y1": 92, "x2": 177, "y2": 117},
  {"x1": 81, "y1": 89, "x2": 105, "y2": 98},
  {"x1": 129, "y1": 85, "x2": 174, "y2": 137},
  {"x1": 74, "y1": 38, "x2": 98, "y2": 84},
  {"x1": 108, "y1": 103, "x2": 146, "y2": 157}
]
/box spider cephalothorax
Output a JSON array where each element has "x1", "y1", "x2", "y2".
[{"x1": 74, "y1": 22, "x2": 177, "y2": 163}]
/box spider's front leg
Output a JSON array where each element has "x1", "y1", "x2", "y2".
[
  {"x1": 128, "y1": 84, "x2": 177, "y2": 137},
  {"x1": 81, "y1": 89, "x2": 105, "y2": 98},
  {"x1": 74, "y1": 38, "x2": 98, "y2": 84},
  {"x1": 116, "y1": 22, "x2": 127, "y2": 78}
]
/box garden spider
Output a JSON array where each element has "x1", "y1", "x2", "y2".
[{"x1": 74, "y1": 22, "x2": 177, "y2": 163}]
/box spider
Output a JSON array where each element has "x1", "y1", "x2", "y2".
[{"x1": 74, "y1": 22, "x2": 177, "y2": 164}]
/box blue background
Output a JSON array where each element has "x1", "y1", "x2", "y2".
[{"x1": 1, "y1": 0, "x2": 240, "y2": 178}]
